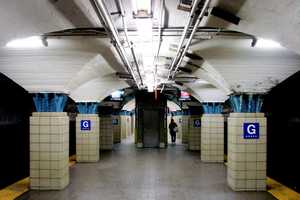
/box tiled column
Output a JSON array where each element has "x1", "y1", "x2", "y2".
[
  {"x1": 227, "y1": 113, "x2": 267, "y2": 191},
  {"x1": 76, "y1": 114, "x2": 99, "y2": 162},
  {"x1": 201, "y1": 114, "x2": 224, "y2": 162},
  {"x1": 126, "y1": 116, "x2": 131, "y2": 137},
  {"x1": 112, "y1": 115, "x2": 121, "y2": 143},
  {"x1": 30, "y1": 112, "x2": 69, "y2": 190},
  {"x1": 120, "y1": 115, "x2": 126, "y2": 139},
  {"x1": 100, "y1": 115, "x2": 113, "y2": 150},
  {"x1": 188, "y1": 115, "x2": 201, "y2": 151},
  {"x1": 132, "y1": 114, "x2": 136, "y2": 137},
  {"x1": 181, "y1": 115, "x2": 190, "y2": 144}
]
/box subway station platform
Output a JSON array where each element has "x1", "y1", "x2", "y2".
[{"x1": 18, "y1": 137, "x2": 275, "y2": 200}]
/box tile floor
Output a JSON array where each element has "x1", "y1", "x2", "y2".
[{"x1": 19, "y1": 136, "x2": 275, "y2": 200}]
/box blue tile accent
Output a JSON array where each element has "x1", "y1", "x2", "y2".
[
  {"x1": 76, "y1": 102, "x2": 99, "y2": 114},
  {"x1": 119, "y1": 110, "x2": 133, "y2": 116},
  {"x1": 33, "y1": 93, "x2": 68, "y2": 112},
  {"x1": 229, "y1": 94, "x2": 263, "y2": 113},
  {"x1": 202, "y1": 103, "x2": 223, "y2": 114}
]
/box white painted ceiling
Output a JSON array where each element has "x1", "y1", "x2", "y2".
[
  {"x1": 122, "y1": 98, "x2": 136, "y2": 111},
  {"x1": 167, "y1": 100, "x2": 181, "y2": 112},
  {"x1": 0, "y1": 0, "x2": 299, "y2": 103}
]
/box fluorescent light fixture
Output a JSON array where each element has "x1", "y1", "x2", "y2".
[
  {"x1": 196, "y1": 79, "x2": 209, "y2": 84},
  {"x1": 147, "y1": 84, "x2": 154, "y2": 92},
  {"x1": 111, "y1": 90, "x2": 124, "y2": 98},
  {"x1": 255, "y1": 38, "x2": 282, "y2": 48},
  {"x1": 6, "y1": 36, "x2": 45, "y2": 48},
  {"x1": 132, "y1": 0, "x2": 152, "y2": 17}
]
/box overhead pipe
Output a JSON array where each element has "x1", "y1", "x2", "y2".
[
  {"x1": 166, "y1": 0, "x2": 204, "y2": 80},
  {"x1": 171, "y1": 0, "x2": 211, "y2": 79},
  {"x1": 154, "y1": 0, "x2": 165, "y2": 90},
  {"x1": 90, "y1": 0, "x2": 131, "y2": 75},
  {"x1": 90, "y1": 0, "x2": 141, "y2": 88},
  {"x1": 161, "y1": 0, "x2": 209, "y2": 93},
  {"x1": 117, "y1": 0, "x2": 144, "y2": 86},
  {"x1": 43, "y1": 27, "x2": 256, "y2": 43}
]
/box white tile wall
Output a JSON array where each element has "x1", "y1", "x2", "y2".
[
  {"x1": 126, "y1": 116, "x2": 132, "y2": 137},
  {"x1": 121, "y1": 115, "x2": 133, "y2": 139},
  {"x1": 188, "y1": 116, "x2": 201, "y2": 151},
  {"x1": 100, "y1": 116, "x2": 113, "y2": 150},
  {"x1": 112, "y1": 115, "x2": 121, "y2": 143},
  {"x1": 181, "y1": 116, "x2": 189, "y2": 144},
  {"x1": 120, "y1": 116, "x2": 127, "y2": 139},
  {"x1": 132, "y1": 115, "x2": 136, "y2": 141},
  {"x1": 201, "y1": 114, "x2": 224, "y2": 163},
  {"x1": 76, "y1": 114, "x2": 99, "y2": 162},
  {"x1": 227, "y1": 113, "x2": 267, "y2": 191},
  {"x1": 30, "y1": 112, "x2": 69, "y2": 190}
]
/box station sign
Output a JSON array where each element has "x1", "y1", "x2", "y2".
[
  {"x1": 194, "y1": 119, "x2": 201, "y2": 127},
  {"x1": 243, "y1": 123, "x2": 259, "y2": 139},
  {"x1": 80, "y1": 120, "x2": 91, "y2": 131}
]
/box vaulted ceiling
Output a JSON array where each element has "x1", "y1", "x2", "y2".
[{"x1": 0, "y1": 0, "x2": 299, "y2": 103}]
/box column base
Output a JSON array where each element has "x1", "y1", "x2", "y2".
[
  {"x1": 159, "y1": 143, "x2": 166, "y2": 148},
  {"x1": 137, "y1": 143, "x2": 143, "y2": 148}
]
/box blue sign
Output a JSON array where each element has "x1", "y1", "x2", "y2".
[
  {"x1": 80, "y1": 120, "x2": 91, "y2": 131},
  {"x1": 194, "y1": 119, "x2": 201, "y2": 127},
  {"x1": 112, "y1": 119, "x2": 118, "y2": 125},
  {"x1": 243, "y1": 123, "x2": 259, "y2": 139}
]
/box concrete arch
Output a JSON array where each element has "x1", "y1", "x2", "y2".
[
  {"x1": 122, "y1": 98, "x2": 136, "y2": 111},
  {"x1": 69, "y1": 76, "x2": 128, "y2": 102},
  {"x1": 190, "y1": 37, "x2": 300, "y2": 94}
]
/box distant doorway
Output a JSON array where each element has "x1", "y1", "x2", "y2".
[{"x1": 142, "y1": 109, "x2": 160, "y2": 148}]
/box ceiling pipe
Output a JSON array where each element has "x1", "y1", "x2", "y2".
[
  {"x1": 166, "y1": 0, "x2": 203, "y2": 80},
  {"x1": 161, "y1": 0, "x2": 210, "y2": 93},
  {"x1": 117, "y1": 0, "x2": 144, "y2": 86},
  {"x1": 43, "y1": 27, "x2": 256, "y2": 43},
  {"x1": 90, "y1": 0, "x2": 141, "y2": 88},
  {"x1": 169, "y1": 0, "x2": 211, "y2": 79},
  {"x1": 154, "y1": 0, "x2": 165, "y2": 90}
]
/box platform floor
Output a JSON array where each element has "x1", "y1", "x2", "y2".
[{"x1": 19, "y1": 137, "x2": 276, "y2": 200}]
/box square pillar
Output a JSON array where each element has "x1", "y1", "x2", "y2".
[
  {"x1": 181, "y1": 115, "x2": 190, "y2": 144},
  {"x1": 120, "y1": 115, "x2": 127, "y2": 139},
  {"x1": 126, "y1": 116, "x2": 131, "y2": 137},
  {"x1": 30, "y1": 112, "x2": 69, "y2": 190},
  {"x1": 76, "y1": 114, "x2": 99, "y2": 162},
  {"x1": 112, "y1": 115, "x2": 121, "y2": 143},
  {"x1": 227, "y1": 113, "x2": 267, "y2": 191},
  {"x1": 201, "y1": 114, "x2": 224, "y2": 162},
  {"x1": 100, "y1": 116, "x2": 113, "y2": 150},
  {"x1": 188, "y1": 116, "x2": 201, "y2": 151}
]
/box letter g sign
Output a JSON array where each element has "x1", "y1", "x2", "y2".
[
  {"x1": 243, "y1": 123, "x2": 259, "y2": 139},
  {"x1": 80, "y1": 120, "x2": 91, "y2": 131}
]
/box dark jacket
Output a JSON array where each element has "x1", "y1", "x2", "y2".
[{"x1": 169, "y1": 121, "x2": 178, "y2": 134}]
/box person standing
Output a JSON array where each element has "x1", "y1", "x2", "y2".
[{"x1": 169, "y1": 118, "x2": 178, "y2": 144}]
